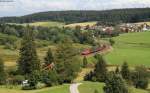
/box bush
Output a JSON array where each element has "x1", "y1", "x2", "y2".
[
  {"x1": 7, "y1": 67, "x2": 18, "y2": 76},
  {"x1": 22, "y1": 86, "x2": 36, "y2": 90},
  {"x1": 36, "y1": 82, "x2": 46, "y2": 89},
  {"x1": 84, "y1": 71, "x2": 95, "y2": 81},
  {"x1": 22, "y1": 70, "x2": 41, "y2": 90},
  {"x1": 83, "y1": 56, "x2": 88, "y2": 68},
  {"x1": 4, "y1": 43, "x2": 13, "y2": 50},
  {"x1": 94, "y1": 89, "x2": 99, "y2": 93},
  {"x1": 12, "y1": 75, "x2": 25, "y2": 85},
  {"x1": 131, "y1": 66, "x2": 149, "y2": 89},
  {"x1": 109, "y1": 38, "x2": 115, "y2": 46},
  {"x1": 42, "y1": 70, "x2": 58, "y2": 87},
  {"x1": 135, "y1": 79, "x2": 149, "y2": 89},
  {"x1": 104, "y1": 72, "x2": 128, "y2": 93},
  {"x1": 0, "y1": 58, "x2": 6, "y2": 85}
]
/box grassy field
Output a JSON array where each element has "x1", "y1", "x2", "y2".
[
  {"x1": 79, "y1": 81, "x2": 104, "y2": 93},
  {"x1": 79, "y1": 81, "x2": 149, "y2": 93},
  {"x1": 9, "y1": 21, "x2": 65, "y2": 27},
  {"x1": 65, "y1": 21, "x2": 97, "y2": 28},
  {"x1": 0, "y1": 84, "x2": 69, "y2": 93},
  {"x1": 105, "y1": 31, "x2": 150, "y2": 66}
]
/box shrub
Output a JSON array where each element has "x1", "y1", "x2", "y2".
[
  {"x1": 42, "y1": 70, "x2": 58, "y2": 87},
  {"x1": 131, "y1": 66, "x2": 149, "y2": 89},
  {"x1": 109, "y1": 38, "x2": 115, "y2": 46},
  {"x1": 94, "y1": 89, "x2": 99, "y2": 93},
  {"x1": 22, "y1": 86, "x2": 36, "y2": 90},
  {"x1": 104, "y1": 72, "x2": 128, "y2": 93},
  {"x1": 12, "y1": 75, "x2": 25, "y2": 85},
  {"x1": 0, "y1": 58, "x2": 6, "y2": 85}
]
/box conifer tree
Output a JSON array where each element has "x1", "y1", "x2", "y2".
[
  {"x1": 55, "y1": 38, "x2": 80, "y2": 83},
  {"x1": 83, "y1": 56, "x2": 88, "y2": 68},
  {"x1": 121, "y1": 62, "x2": 130, "y2": 80},
  {"x1": 18, "y1": 26, "x2": 40, "y2": 75},
  {"x1": 44, "y1": 48, "x2": 54, "y2": 66},
  {"x1": 27, "y1": 70, "x2": 40, "y2": 89},
  {"x1": 115, "y1": 66, "x2": 120, "y2": 74},
  {"x1": 94, "y1": 54, "x2": 107, "y2": 82},
  {"x1": 104, "y1": 72, "x2": 128, "y2": 93},
  {"x1": 0, "y1": 58, "x2": 6, "y2": 85}
]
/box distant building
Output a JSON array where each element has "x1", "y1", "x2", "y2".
[{"x1": 119, "y1": 23, "x2": 150, "y2": 33}]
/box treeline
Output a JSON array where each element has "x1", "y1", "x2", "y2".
[
  {"x1": 0, "y1": 23, "x2": 118, "y2": 49},
  {"x1": 0, "y1": 23, "x2": 121, "y2": 51},
  {"x1": 1, "y1": 8, "x2": 150, "y2": 24}
]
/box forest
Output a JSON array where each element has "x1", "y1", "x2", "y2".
[{"x1": 0, "y1": 8, "x2": 150, "y2": 24}]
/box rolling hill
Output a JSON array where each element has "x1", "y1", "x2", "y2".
[
  {"x1": 79, "y1": 82, "x2": 149, "y2": 93},
  {"x1": 64, "y1": 21, "x2": 97, "y2": 28},
  {"x1": 10, "y1": 21, "x2": 65, "y2": 27},
  {"x1": 105, "y1": 31, "x2": 150, "y2": 66},
  {"x1": 1, "y1": 8, "x2": 150, "y2": 24},
  {"x1": 0, "y1": 84, "x2": 69, "y2": 93}
]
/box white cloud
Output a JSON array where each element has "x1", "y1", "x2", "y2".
[{"x1": 0, "y1": 0, "x2": 150, "y2": 17}]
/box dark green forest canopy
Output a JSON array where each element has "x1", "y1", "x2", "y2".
[{"x1": 0, "y1": 8, "x2": 150, "y2": 24}]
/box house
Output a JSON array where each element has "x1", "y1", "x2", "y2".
[{"x1": 119, "y1": 23, "x2": 150, "y2": 33}]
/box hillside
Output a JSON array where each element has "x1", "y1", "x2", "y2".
[
  {"x1": 0, "y1": 84, "x2": 70, "y2": 93},
  {"x1": 79, "y1": 82, "x2": 149, "y2": 93},
  {"x1": 10, "y1": 21, "x2": 65, "y2": 27},
  {"x1": 64, "y1": 21, "x2": 97, "y2": 28},
  {"x1": 1, "y1": 8, "x2": 150, "y2": 23},
  {"x1": 105, "y1": 31, "x2": 150, "y2": 66}
]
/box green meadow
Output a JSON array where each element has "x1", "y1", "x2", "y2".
[
  {"x1": 9, "y1": 21, "x2": 65, "y2": 27},
  {"x1": 79, "y1": 81, "x2": 149, "y2": 93},
  {"x1": 0, "y1": 84, "x2": 69, "y2": 93},
  {"x1": 105, "y1": 31, "x2": 150, "y2": 66}
]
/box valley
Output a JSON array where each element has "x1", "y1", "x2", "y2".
[{"x1": 1, "y1": 8, "x2": 150, "y2": 93}]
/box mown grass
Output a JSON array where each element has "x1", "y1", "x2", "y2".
[
  {"x1": 79, "y1": 81, "x2": 149, "y2": 93},
  {"x1": 37, "y1": 84, "x2": 69, "y2": 93},
  {"x1": 105, "y1": 31, "x2": 150, "y2": 67},
  {"x1": 65, "y1": 21, "x2": 97, "y2": 28},
  {"x1": 79, "y1": 81, "x2": 104, "y2": 93},
  {"x1": 9, "y1": 21, "x2": 65, "y2": 27},
  {"x1": 0, "y1": 84, "x2": 69, "y2": 93},
  {"x1": 24, "y1": 21, "x2": 65, "y2": 27}
]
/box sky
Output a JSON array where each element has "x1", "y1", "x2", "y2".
[{"x1": 0, "y1": 0, "x2": 150, "y2": 17}]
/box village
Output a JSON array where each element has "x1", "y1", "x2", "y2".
[{"x1": 71, "y1": 22, "x2": 150, "y2": 33}]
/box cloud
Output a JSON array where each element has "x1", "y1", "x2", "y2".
[{"x1": 0, "y1": 0, "x2": 150, "y2": 17}]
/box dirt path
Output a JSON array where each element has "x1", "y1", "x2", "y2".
[
  {"x1": 70, "y1": 83, "x2": 82, "y2": 93},
  {"x1": 100, "y1": 45, "x2": 113, "y2": 55}
]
